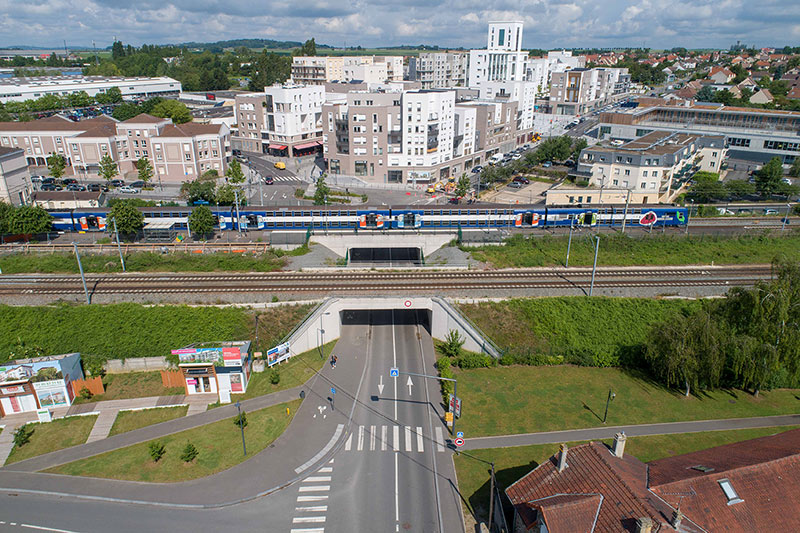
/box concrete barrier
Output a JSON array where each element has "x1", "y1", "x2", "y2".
[
  {"x1": 310, "y1": 231, "x2": 456, "y2": 256},
  {"x1": 285, "y1": 296, "x2": 500, "y2": 359},
  {"x1": 105, "y1": 356, "x2": 171, "y2": 373}
]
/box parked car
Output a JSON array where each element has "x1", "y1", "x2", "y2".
[
  {"x1": 471, "y1": 166, "x2": 483, "y2": 174},
  {"x1": 66, "y1": 184, "x2": 86, "y2": 191},
  {"x1": 513, "y1": 176, "x2": 530, "y2": 184},
  {"x1": 118, "y1": 186, "x2": 139, "y2": 194},
  {"x1": 87, "y1": 183, "x2": 109, "y2": 192},
  {"x1": 782, "y1": 178, "x2": 793, "y2": 185},
  {"x1": 60, "y1": 178, "x2": 78, "y2": 186},
  {"x1": 522, "y1": 144, "x2": 532, "y2": 150},
  {"x1": 110, "y1": 179, "x2": 125, "y2": 187},
  {"x1": 508, "y1": 181, "x2": 522, "y2": 188},
  {"x1": 542, "y1": 161, "x2": 552, "y2": 168},
  {"x1": 40, "y1": 183, "x2": 61, "y2": 191},
  {"x1": 30, "y1": 175, "x2": 44, "y2": 183},
  {"x1": 511, "y1": 154, "x2": 522, "y2": 160},
  {"x1": 764, "y1": 209, "x2": 779, "y2": 215},
  {"x1": 129, "y1": 180, "x2": 145, "y2": 189},
  {"x1": 448, "y1": 197, "x2": 461, "y2": 204},
  {"x1": 41, "y1": 177, "x2": 55, "y2": 185},
  {"x1": 274, "y1": 161, "x2": 286, "y2": 170}
]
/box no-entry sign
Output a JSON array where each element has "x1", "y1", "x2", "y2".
[
  {"x1": 454, "y1": 437, "x2": 465, "y2": 447},
  {"x1": 404, "y1": 300, "x2": 412, "y2": 307}
]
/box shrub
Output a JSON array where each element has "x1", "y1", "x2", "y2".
[
  {"x1": 234, "y1": 411, "x2": 248, "y2": 429},
  {"x1": 79, "y1": 387, "x2": 93, "y2": 400},
  {"x1": 81, "y1": 354, "x2": 107, "y2": 378},
  {"x1": 13, "y1": 425, "x2": 34, "y2": 448},
  {"x1": 148, "y1": 441, "x2": 166, "y2": 462},
  {"x1": 439, "y1": 330, "x2": 465, "y2": 358},
  {"x1": 435, "y1": 357, "x2": 455, "y2": 401},
  {"x1": 180, "y1": 442, "x2": 199, "y2": 463},
  {"x1": 453, "y1": 352, "x2": 496, "y2": 369},
  {"x1": 269, "y1": 368, "x2": 281, "y2": 384}
]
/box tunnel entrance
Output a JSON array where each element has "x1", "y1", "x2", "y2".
[
  {"x1": 339, "y1": 309, "x2": 432, "y2": 335},
  {"x1": 348, "y1": 247, "x2": 422, "y2": 266}
]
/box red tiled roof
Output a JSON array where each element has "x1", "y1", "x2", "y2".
[
  {"x1": 533, "y1": 494, "x2": 603, "y2": 533},
  {"x1": 121, "y1": 113, "x2": 169, "y2": 124},
  {"x1": 157, "y1": 123, "x2": 223, "y2": 137},
  {"x1": 648, "y1": 429, "x2": 800, "y2": 533},
  {"x1": 506, "y1": 442, "x2": 660, "y2": 533},
  {"x1": 0, "y1": 115, "x2": 115, "y2": 132},
  {"x1": 787, "y1": 86, "x2": 800, "y2": 99}
]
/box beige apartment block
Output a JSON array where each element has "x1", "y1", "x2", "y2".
[{"x1": 0, "y1": 146, "x2": 30, "y2": 206}]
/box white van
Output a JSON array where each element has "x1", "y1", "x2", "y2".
[{"x1": 488, "y1": 153, "x2": 504, "y2": 165}]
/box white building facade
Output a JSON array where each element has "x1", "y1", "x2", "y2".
[
  {"x1": 0, "y1": 76, "x2": 182, "y2": 104},
  {"x1": 262, "y1": 84, "x2": 325, "y2": 156},
  {"x1": 468, "y1": 22, "x2": 529, "y2": 87}
]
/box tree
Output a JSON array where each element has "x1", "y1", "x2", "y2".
[
  {"x1": 571, "y1": 138, "x2": 588, "y2": 162},
  {"x1": 180, "y1": 442, "x2": 199, "y2": 462},
  {"x1": 112, "y1": 102, "x2": 142, "y2": 121},
  {"x1": 724, "y1": 179, "x2": 756, "y2": 199},
  {"x1": 225, "y1": 158, "x2": 245, "y2": 184},
  {"x1": 9, "y1": 205, "x2": 52, "y2": 234},
  {"x1": 111, "y1": 41, "x2": 126, "y2": 61},
  {"x1": 755, "y1": 157, "x2": 784, "y2": 197},
  {"x1": 695, "y1": 85, "x2": 715, "y2": 102},
  {"x1": 215, "y1": 184, "x2": 242, "y2": 206},
  {"x1": 188, "y1": 205, "x2": 215, "y2": 237},
  {"x1": 182, "y1": 180, "x2": 216, "y2": 204},
  {"x1": 233, "y1": 410, "x2": 248, "y2": 428},
  {"x1": 150, "y1": 99, "x2": 192, "y2": 124},
  {"x1": 107, "y1": 199, "x2": 145, "y2": 237},
  {"x1": 688, "y1": 171, "x2": 726, "y2": 202},
  {"x1": 46, "y1": 153, "x2": 66, "y2": 180},
  {"x1": 644, "y1": 314, "x2": 699, "y2": 396},
  {"x1": 148, "y1": 441, "x2": 166, "y2": 462},
  {"x1": 136, "y1": 157, "x2": 153, "y2": 187},
  {"x1": 98, "y1": 154, "x2": 119, "y2": 184},
  {"x1": 313, "y1": 176, "x2": 330, "y2": 205},
  {"x1": 439, "y1": 330, "x2": 465, "y2": 358},
  {"x1": 0, "y1": 201, "x2": 13, "y2": 234},
  {"x1": 455, "y1": 174, "x2": 471, "y2": 198},
  {"x1": 13, "y1": 425, "x2": 34, "y2": 448},
  {"x1": 293, "y1": 38, "x2": 317, "y2": 57},
  {"x1": 105, "y1": 86, "x2": 123, "y2": 104},
  {"x1": 789, "y1": 158, "x2": 800, "y2": 178}
]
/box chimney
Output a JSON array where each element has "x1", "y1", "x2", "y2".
[
  {"x1": 671, "y1": 508, "x2": 683, "y2": 530},
  {"x1": 635, "y1": 517, "x2": 653, "y2": 533},
  {"x1": 557, "y1": 443, "x2": 568, "y2": 472},
  {"x1": 612, "y1": 431, "x2": 627, "y2": 458}
]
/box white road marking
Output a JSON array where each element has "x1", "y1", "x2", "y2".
[
  {"x1": 416, "y1": 426, "x2": 424, "y2": 453},
  {"x1": 304, "y1": 476, "x2": 331, "y2": 482},
  {"x1": 318, "y1": 467, "x2": 333, "y2": 473},
  {"x1": 357, "y1": 425, "x2": 365, "y2": 451},
  {"x1": 297, "y1": 495, "x2": 329, "y2": 502},
  {"x1": 298, "y1": 485, "x2": 330, "y2": 492},
  {"x1": 394, "y1": 452, "x2": 399, "y2": 524},
  {"x1": 293, "y1": 517, "x2": 326, "y2": 523},
  {"x1": 405, "y1": 426, "x2": 412, "y2": 451},
  {"x1": 370, "y1": 425, "x2": 376, "y2": 451},
  {"x1": 381, "y1": 425, "x2": 387, "y2": 451},
  {"x1": 435, "y1": 426, "x2": 445, "y2": 452},
  {"x1": 344, "y1": 433, "x2": 352, "y2": 451},
  {"x1": 20, "y1": 526, "x2": 81, "y2": 533},
  {"x1": 393, "y1": 424, "x2": 400, "y2": 451},
  {"x1": 290, "y1": 528, "x2": 325, "y2": 533},
  {"x1": 296, "y1": 506, "x2": 328, "y2": 512}
]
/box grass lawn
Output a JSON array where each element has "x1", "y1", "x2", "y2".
[
  {"x1": 466, "y1": 231, "x2": 800, "y2": 268},
  {"x1": 73, "y1": 372, "x2": 185, "y2": 404},
  {"x1": 454, "y1": 425, "x2": 800, "y2": 524},
  {"x1": 234, "y1": 341, "x2": 335, "y2": 401},
  {"x1": 47, "y1": 399, "x2": 301, "y2": 482},
  {"x1": 5, "y1": 415, "x2": 98, "y2": 466},
  {"x1": 455, "y1": 365, "x2": 800, "y2": 437},
  {"x1": 459, "y1": 297, "x2": 700, "y2": 366},
  {"x1": 108, "y1": 406, "x2": 189, "y2": 437}
]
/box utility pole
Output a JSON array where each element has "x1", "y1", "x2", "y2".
[
  {"x1": 73, "y1": 243, "x2": 91, "y2": 304},
  {"x1": 603, "y1": 388, "x2": 616, "y2": 423},
  {"x1": 685, "y1": 200, "x2": 692, "y2": 235},
  {"x1": 621, "y1": 189, "x2": 631, "y2": 233},
  {"x1": 235, "y1": 401, "x2": 247, "y2": 455},
  {"x1": 589, "y1": 236, "x2": 600, "y2": 296},
  {"x1": 111, "y1": 217, "x2": 126, "y2": 272},
  {"x1": 454, "y1": 449, "x2": 498, "y2": 533},
  {"x1": 233, "y1": 189, "x2": 242, "y2": 234},
  {"x1": 565, "y1": 220, "x2": 574, "y2": 268},
  {"x1": 782, "y1": 203, "x2": 791, "y2": 231}
]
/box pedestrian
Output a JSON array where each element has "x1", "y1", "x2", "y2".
[{"x1": 331, "y1": 354, "x2": 338, "y2": 368}]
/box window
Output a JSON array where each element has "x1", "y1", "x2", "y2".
[
  {"x1": 624, "y1": 169, "x2": 630, "y2": 176},
  {"x1": 718, "y1": 479, "x2": 743, "y2": 505},
  {"x1": 586, "y1": 196, "x2": 592, "y2": 203},
  {"x1": 354, "y1": 160, "x2": 368, "y2": 176},
  {"x1": 640, "y1": 183, "x2": 646, "y2": 189},
  {"x1": 643, "y1": 171, "x2": 648, "y2": 177},
  {"x1": 626, "y1": 157, "x2": 632, "y2": 164},
  {"x1": 612, "y1": 179, "x2": 618, "y2": 186},
  {"x1": 616, "y1": 156, "x2": 622, "y2": 163},
  {"x1": 652, "y1": 170, "x2": 658, "y2": 177}
]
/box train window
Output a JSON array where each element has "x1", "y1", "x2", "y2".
[
  {"x1": 403, "y1": 213, "x2": 415, "y2": 226},
  {"x1": 365, "y1": 213, "x2": 379, "y2": 227},
  {"x1": 179, "y1": 212, "x2": 188, "y2": 218},
  {"x1": 86, "y1": 216, "x2": 98, "y2": 228},
  {"x1": 247, "y1": 215, "x2": 258, "y2": 225}
]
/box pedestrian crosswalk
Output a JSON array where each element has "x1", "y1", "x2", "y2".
[
  {"x1": 269, "y1": 175, "x2": 301, "y2": 183},
  {"x1": 291, "y1": 459, "x2": 334, "y2": 533},
  {"x1": 343, "y1": 425, "x2": 447, "y2": 453}
]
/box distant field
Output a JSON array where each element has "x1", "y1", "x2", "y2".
[
  {"x1": 76, "y1": 51, "x2": 111, "y2": 59},
  {"x1": 254, "y1": 48, "x2": 428, "y2": 57}
]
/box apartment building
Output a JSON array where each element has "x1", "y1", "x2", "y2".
[
  {"x1": 291, "y1": 56, "x2": 403, "y2": 85},
  {"x1": 0, "y1": 76, "x2": 182, "y2": 104},
  {"x1": 468, "y1": 21, "x2": 529, "y2": 87},
  {"x1": 0, "y1": 114, "x2": 230, "y2": 184},
  {"x1": 549, "y1": 67, "x2": 630, "y2": 115},
  {"x1": 0, "y1": 146, "x2": 30, "y2": 206},
  {"x1": 408, "y1": 52, "x2": 469, "y2": 89},
  {"x1": 322, "y1": 87, "x2": 519, "y2": 184},
  {"x1": 564, "y1": 131, "x2": 726, "y2": 204},
  {"x1": 477, "y1": 81, "x2": 536, "y2": 136}
]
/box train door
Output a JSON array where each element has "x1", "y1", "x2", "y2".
[
  {"x1": 521, "y1": 212, "x2": 540, "y2": 226},
  {"x1": 578, "y1": 212, "x2": 597, "y2": 226},
  {"x1": 399, "y1": 213, "x2": 418, "y2": 228},
  {"x1": 359, "y1": 214, "x2": 384, "y2": 228},
  {"x1": 246, "y1": 214, "x2": 258, "y2": 230}
]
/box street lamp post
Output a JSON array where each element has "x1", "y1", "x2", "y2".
[
  {"x1": 73, "y1": 243, "x2": 91, "y2": 305},
  {"x1": 565, "y1": 220, "x2": 574, "y2": 268},
  {"x1": 603, "y1": 388, "x2": 616, "y2": 424},
  {"x1": 111, "y1": 217, "x2": 126, "y2": 272},
  {"x1": 686, "y1": 199, "x2": 693, "y2": 235},
  {"x1": 621, "y1": 189, "x2": 631, "y2": 234},
  {"x1": 782, "y1": 203, "x2": 791, "y2": 231},
  {"x1": 589, "y1": 236, "x2": 600, "y2": 296},
  {"x1": 235, "y1": 401, "x2": 247, "y2": 455},
  {"x1": 453, "y1": 448, "x2": 498, "y2": 533}
]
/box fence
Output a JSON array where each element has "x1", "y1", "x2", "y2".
[
  {"x1": 105, "y1": 357, "x2": 170, "y2": 374},
  {"x1": 69, "y1": 376, "x2": 105, "y2": 398},
  {"x1": 160, "y1": 370, "x2": 185, "y2": 388}
]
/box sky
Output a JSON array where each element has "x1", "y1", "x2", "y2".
[{"x1": 1, "y1": 0, "x2": 799, "y2": 51}]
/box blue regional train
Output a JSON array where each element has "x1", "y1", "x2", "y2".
[{"x1": 48, "y1": 204, "x2": 688, "y2": 233}]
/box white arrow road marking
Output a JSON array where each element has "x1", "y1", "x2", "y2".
[
  {"x1": 378, "y1": 375, "x2": 384, "y2": 395},
  {"x1": 407, "y1": 375, "x2": 414, "y2": 396}
]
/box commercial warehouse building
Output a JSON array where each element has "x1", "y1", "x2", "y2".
[{"x1": 0, "y1": 76, "x2": 182, "y2": 104}]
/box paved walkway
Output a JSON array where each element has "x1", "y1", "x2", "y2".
[{"x1": 461, "y1": 413, "x2": 800, "y2": 450}]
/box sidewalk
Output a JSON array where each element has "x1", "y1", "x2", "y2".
[{"x1": 461, "y1": 413, "x2": 800, "y2": 450}]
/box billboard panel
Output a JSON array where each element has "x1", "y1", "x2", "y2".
[{"x1": 267, "y1": 342, "x2": 291, "y2": 367}]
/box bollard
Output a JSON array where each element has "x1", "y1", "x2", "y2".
[{"x1": 286, "y1": 407, "x2": 290, "y2": 416}]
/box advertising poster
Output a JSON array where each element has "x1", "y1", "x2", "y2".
[
  {"x1": 230, "y1": 373, "x2": 243, "y2": 392},
  {"x1": 173, "y1": 347, "x2": 223, "y2": 365},
  {"x1": 267, "y1": 342, "x2": 291, "y2": 367},
  {"x1": 222, "y1": 347, "x2": 242, "y2": 367},
  {"x1": 34, "y1": 380, "x2": 69, "y2": 407}
]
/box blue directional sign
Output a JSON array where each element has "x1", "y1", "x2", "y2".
[
  {"x1": 389, "y1": 367, "x2": 399, "y2": 377},
  {"x1": 456, "y1": 431, "x2": 464, "y2": 439},
  {"x1": 331, "y1": 387, "x2": 336, "y2": 395}
]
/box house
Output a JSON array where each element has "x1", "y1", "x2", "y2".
[
  {"x1": 749, "y1": 88, "x2": 774, "y2": 104},
  {"x1": 787, "y1": 86, "x2": 800, "y2": 100},
  {"x1": 708, "y1": 66, "x2": 735, "y2": 84},
  {"x1": 736, "y1": 77, "x2": 759, "y2": 91},
  {"x1": 506, "y1": 428, "x2": 800, "y2": 533}
]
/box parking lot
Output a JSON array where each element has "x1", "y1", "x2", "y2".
[{"x1": 482, "y1": 179, "x2": 551, "y2": 204}]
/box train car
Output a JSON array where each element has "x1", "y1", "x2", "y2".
[
  {"x1": 357, "y1": 208, "x2": 391, "y2": 229},
  {"x1": 512, "y1": 207, "x2": 547, "y2": 227},
  {"x1": 50, "y1": 209, "x2": 109, "y2": 232},
  {"x1": 391, "y1": 209, "x2": 423, "y2": 229}
]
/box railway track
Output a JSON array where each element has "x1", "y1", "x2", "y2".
[{"x1": 0, "y1": 265, "x2": 772, "y2": 295}]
